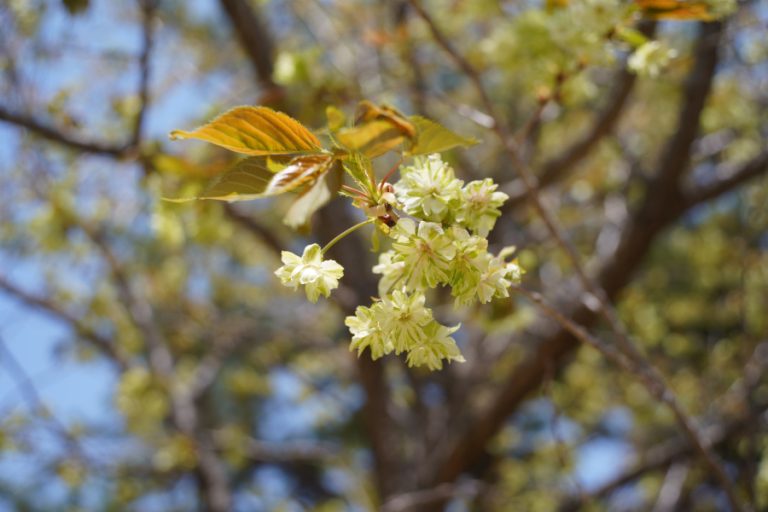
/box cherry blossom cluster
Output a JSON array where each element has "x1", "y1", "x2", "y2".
[{"x1": 275, "y1": 154, "x2": 523, "y2": 370}]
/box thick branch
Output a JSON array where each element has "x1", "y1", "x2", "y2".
[
  {"x1": 652, "y1": 22, "x2": 722, "y2": 196},
  {"x1": 218, "y1": 0, "x2": 280, "y2": 95},
  {"x1": 428, "y1": 21, "x2": 743, "y2": 511},
  {"x1": 315, "y1": 201, "x2": 401, "y2": 499}
]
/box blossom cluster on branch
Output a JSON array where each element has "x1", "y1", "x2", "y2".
[{"x1": 275, "y1": 155, "x2": 522, "y2": 370}]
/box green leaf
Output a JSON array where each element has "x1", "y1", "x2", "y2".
[
  {"x1": 355, "y1": 101, "x2": 416, "y2": 138},
  {"x1": 167, "y1": 154, "x2": 334, "y2": 202},
  {"x1": 336, "y1": 120, "x2": 406, "y2": 158},
  {"x1": 407, "y1": 116, "x2": 478, "y2": 156},
  {"x1": 614, "y1": 26, "x2": 649, "y2": 48},
  {"x1": 198, "y1": 156, "x2": 278, "y2": 201},
  {"x1": 284, "y1": 163, "x2": 342, "y2": 229},
  {"x1": 170, "y1": 106, "x2": 323, "y2": 156},
  {"x1": 326, "y1": 105, "x2": 347, "y2": 132},
  {"x1": 341, "y1": 153, "x2": 375, "y2": 193}
]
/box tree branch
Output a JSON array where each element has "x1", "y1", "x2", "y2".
[
  {"x1": 503, "y1": 65, "x2": 639, "y2": 209},
  {"x1": 559, "y1": 401, "x2": 768, "y2": 511},
  {"x1": 218, "y1": 0, "x2": 283, "y2": 102},
  {"x1": 412, "y1": 12, "x2": 744, "y2": 509},
  {"x1": 0, "y1": 275, "x2": 129, "y2": 370},
  {"x1": 652, "y1": 22, "x2": 722, "y2": 196},
  {"x1": 131, "y1": 0, "x2": 157, "y2": 146},
  {"x1": 76, "y1": 220, "x2": 233, "y2": 512},
  {"x1": 382, "y1": 480, "x2": 484, "y2": 512},
  {"x1": 0, "y1": 334, "x2": 91, "y2": 462},
  {"x1": 0, "y1": 105, "x2": 132, "y2": 157},
  {"x1": 222, "y1": 203, "x2": 283, "y2": 256},
  {"x1": 683, "y1": 150, "x2": 768, "y2": 207}
]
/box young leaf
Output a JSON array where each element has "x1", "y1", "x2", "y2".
[
  {"x1": 198, "y1": 156, "x2": 281, "y2": 201},
  {"x1": 326, "y1": 106, "x2": 347, "y2": 132},
  {"x1": 341, "y1": 153, "x2": 376, "y2": 194},
  {"x1": 263, "y1": 154, "x2": 335, "y2": 196},
  {"x1": 176, "y1": 154, "x2": 333, "y2": 202},
  {"x1": 170, "y1": 106, "x2": 323, "y2": 156},
  {"x1": 336, "y1": 120, "x2": 406, "y2": 158},
  {"x1": 407, "y1": 116, "x2": 478, "y2": 156},
  {"x1": 284, "y1": 162, "x2": 343, "y2": 229},
  {"x1": 355, "y1": 101, "x2": 417, "y2": 139},
  {"x1": 634, "y1": 0, "x2": 715, "y2": 20}
]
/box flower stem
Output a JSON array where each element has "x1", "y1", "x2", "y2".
[{"x1": 322, "y1": 218, "x2": 376, "y2": 255}]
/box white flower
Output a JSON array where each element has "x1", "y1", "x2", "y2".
[
  {"x1": 346, "y1": 304, "x2": 393, "y2": 360},
  {"x1": 406, "y1": 321, "x2": 465, "y2": 371},
  {"x1": 392, "y1": 219, "x2": 456, "y2": 288},
  {"x1": 457, "y1": 179, "x2": 508, "y2": 236},
  {"x1": 274, "y1": 244, "x2": 344, "y2": 303},
  {"x1": 479, "y1": 248, "x2": 524, "y2": 303},
  {"x1": 372, "y1": 250, "x2": 406, "y2": 296},
  {"x1": 628, "y1": 41, "x2": 677, "y2": 78},
  {"x1": 446, "y1": 226, "x2": 488, "y2": 305},
  {"x1": 378, "y1": 289, "x2": 433, "y2": 354},
  {"x1": 394, "y1": 154, "x2": 463, "y2": 222}
]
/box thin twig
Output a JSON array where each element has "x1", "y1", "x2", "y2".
[
  {"x1": 0, "y1": 105, "x2": 132, "y2": 157},
  {"x1": 0, "y1": 275, "x2": 129, "y2": 370},
  {"x1": 382, "y1": 480, "x2": 484, "y2": 512},
  {"x1": 0, "y1": 334, "x2": 91, "y2": 463},
  {"x1": 131, "y1": 0, "x2": 157, "y2": 146}
]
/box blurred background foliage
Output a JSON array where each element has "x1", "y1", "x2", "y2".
[{"x1": 0, "y1": 0, "x2": 766, "y2": 511}]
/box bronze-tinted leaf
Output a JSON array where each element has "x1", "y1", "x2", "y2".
[
  {"x1": 169, "y1": 154, "x2": 334, "y2": 203},
  {"x1": 408, "y1": 116, "x2": 478, "y2": 156},
  {"x1": 170, "y1": 106, "x2": 322, "y2": 156},
  {"x1": 284, "y1": 162, "x2": 343, "y2": 229},
  {"x1": 326, "y1": 105, "x2": 347, "y2": 132},
  {"x1": 635, "y1": 0, "x2": 715, "y2": 20},
  {"x1": 198, "y1": 156, "x2": 280, "y2": 201},
  {"x1": 263, "y1": 154, "x2": 335, "y2": 196},
  {"x1": 355, "y1": 101, "x2": 416, "y2": 139},
  {"x1": 336, "y1": 120, "x2": 406, "y2": 158}
]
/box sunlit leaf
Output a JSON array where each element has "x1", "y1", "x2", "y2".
[
  {"x1": 170, "y1": 106, "x2": 323, "y2": 156},
  {"x1": 545, "y1": 0, "x2": 569, "y2": 10},
  {"x1": 263, "y1": 154, "x2": 335, "y2": 196},
  {"x1": 336, "y1": 120, "x2": 406, "y2": 158},
  {"x1": 408, "y1": 116, "x2": 478, "y2": 156},
  {"x1": 326, "y1": 105, "x2": 347, "y2": 132},
  {"x1": 355, "y1": 101, "x2": 416, "y2": 138},
  {"x1": 198, "y1": 156, "x2": 279, "y2": 201},
  {"x1": 341, "y1": 153, "x2": 375, "y2": 193},
  {"x1": 166, "y1": 153, "x2": 335, "y2": 202},
  {"x1": 635, "y1": 0, "x2": 716, "y2": 20},
  {"x1": 614, "y1": 26, "x2": 650, "y2": 48},
  {"x1": 284, "y1": 162, "x2": 343, "y2": 229},
  {"x1": 152, "y1": 154, "x2": 228, "y2": 179}
]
